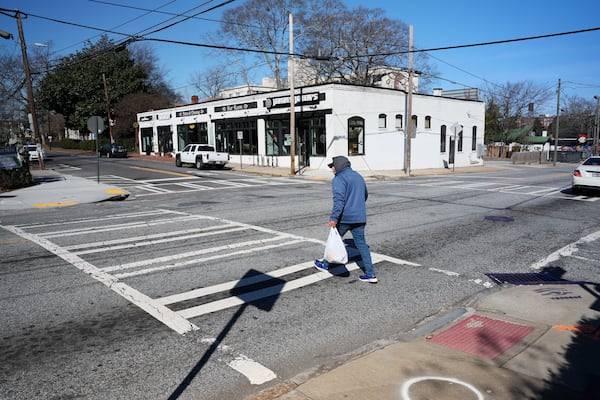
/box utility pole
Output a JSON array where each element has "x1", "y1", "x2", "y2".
[
  {"x1": 16, "y1": 12, "x2": 43, "y2": 149},
  {"x1": 288, "y1": 12, "x2": 296, "y2": 176},
  {"x1": 594, "y1": 95, "x2": 599, "y2": 156},
  {"x1": 552, "y1": 79, "x2": 561, "y2": 166},
  {"x1": 405, "y1": 25, "x2": 414, "y2": 175}
]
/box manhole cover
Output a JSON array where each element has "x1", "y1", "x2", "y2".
[{"x1": 485, "y1": 215, "x2": 514, "y2": 222}]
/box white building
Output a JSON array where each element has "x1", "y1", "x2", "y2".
[{"x1": 136, "y1": 82, "x2": 485, "y2": 171}]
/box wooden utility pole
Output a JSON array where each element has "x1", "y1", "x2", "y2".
[
  {"x1": 594, "y1": 95, "x2": 599, "y2": 155},
  {"x1": 405, "y1": 25, "x2": 414, "y2": 175},
  {"x1": 553, "y1": 79, "x2": 561, "y2": 166},
  {"x1": 288, "y1": 12, "x2": 296, "y2": 176},
  {"x1": 16, "y1": 12, "x2": 43, "y2": 149}
]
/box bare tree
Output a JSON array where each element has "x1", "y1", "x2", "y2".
[
  {"x1": 558, "y1": 94, "x2": 595, "y2": 136},
  {"x1": 219, "y1": 0, "x2": 309, "y2": 89},
  {"x1": 485, "y1": 81, "x2": 553, "y2": 131},
  {"x1": 190, "y1": 65, "x2": 235, "y2": 100},
  {"x1": 300, "y1": 6, "x2": 411, "y2": 85},
  {"x1": 215, "y1": 0, "x2": 435, "y2": 91}
]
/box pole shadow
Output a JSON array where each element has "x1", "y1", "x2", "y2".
[{"x1": 167, "y1": 269, "x2": 285, "y2": 400}]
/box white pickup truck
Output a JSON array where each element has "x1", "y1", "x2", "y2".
[{"x1": 175, "y1": 144, "x2": 229, "y2": 169}]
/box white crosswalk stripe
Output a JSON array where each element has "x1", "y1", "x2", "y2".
[{"x1": 408, "y1": 179, "x2": 599, "y2": 202}]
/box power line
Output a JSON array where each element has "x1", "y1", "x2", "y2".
[
  {"x1": 133, "y1": 0, "x2": 235, "y2": 37},
  {"x1": 369, "y1": 26, "x2": 600, "y2": 57},
  {"x1": 53, "y1": 0, "x2": 179, "y2": 54},
  {"x1": 88, "y1": 0, "x2": 259, "y2": 30}
]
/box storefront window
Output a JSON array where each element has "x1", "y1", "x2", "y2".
[
  {"x1": 215, "y1": 119, "x2": 258, "y2": 155},
  {"x1": 177, "y1": 123, "x2": 208, "y2": 150},
  {"x1": 348, "y1": 116, "x2": 364, "y2": 155},
  {"x1": 266, "y1": 119, "x2": 290, "y2": 156}
]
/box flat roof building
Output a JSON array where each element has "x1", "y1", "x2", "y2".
[{"x1": 136, "y1": 82, "x2": 485, "y2": 172}]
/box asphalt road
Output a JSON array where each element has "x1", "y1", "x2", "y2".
[{"x1": 1, "y1": 154, "x2": 598, "y2": 400}]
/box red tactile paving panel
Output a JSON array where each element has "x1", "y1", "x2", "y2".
[{"x1": 427, "y1": 315, "x2": 535, "y2": 359}]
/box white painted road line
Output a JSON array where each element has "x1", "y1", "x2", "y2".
[
  {"x1": 134, "y1": 185, "x2": 174, "y2": 194},
  {"x1": 1, "y1": 224, "x2": 198, "y2": 335},
  {"x1": 528, "y1": 186, "x2": 560, "y2": 195},
  {"x1": 39, "y1": 214, "x2": 211, "y2": 238},
  {"x1": 177, "y1": 262, "x2": 362, "y2": 319},
  {"x1": 138, "y1": 176, "x2": 198, "y2": 183},
  {"x1": 173, "y1": 182, "x2": 212, "y2": 190},
  {"x1": 112, "y1": 239, "x2": 305, "y2": 279},
  {"x1": 103, "y1": 235, "x2": 296, "y2": 273},
  {"x1": 14, "y1": 209, "x2": 172, "y2": 230},
  {"x1": 63, "y1": 224, "x2": 232, "y2": 252},
  {"x1": 229, "y1": 354, "x2": 277, "y2": 385},
  {"x1": 200, "y1": 338, "x2": 277, "y2": 385},
  {"x1": 157, "y1": 261, "x2": 315, "y2": 305},
  {"x1": 72, "y1": 226, "x2": 248, "y2": 255},
  {"x1": 530, "y1": 229, "x2": 600, "y2": 270}
]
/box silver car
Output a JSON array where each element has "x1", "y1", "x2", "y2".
[{"x1": 572, "y1": 156, "x2": 600, "y2": 195}]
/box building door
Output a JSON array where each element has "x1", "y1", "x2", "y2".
[
  {"x1": 141, "y1": 128, "x2": 153, "y2": 155},
  {"x1": 157, "y1": 126, "x2": 173, "y2": 154},
  {"x1": 298, "y1": 120, "x2": 311, "y2": 167}
]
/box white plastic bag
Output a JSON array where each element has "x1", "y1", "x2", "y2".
[{"x1": 323, "y1": 227, "x2": 348, "y2": 264}]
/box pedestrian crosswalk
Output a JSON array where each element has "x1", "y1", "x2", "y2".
[
  {"x1": 404, "y1": 178, "x2": 598, "y2": 202},
  {"x1": 87, "y1": 174, "x2": 320, "y2": 197},
  {"x1": 2, "y1": 209, "x2": 416, "y2": 335}
]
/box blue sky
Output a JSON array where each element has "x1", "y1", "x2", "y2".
[{"x1": 1, "y1": 0, "x2": 599, "y2": 115}]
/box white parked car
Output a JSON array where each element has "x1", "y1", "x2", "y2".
[
  {"x1": 25, "y1": 144, "x2": 45, "y2": 162},
  {"x1": 572, "y1": 156, "x2": 600, "y2": 195}
]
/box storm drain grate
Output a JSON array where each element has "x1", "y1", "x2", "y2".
[
  {"x1": 485, "y1": 272, "x2": 581, "y2": 285},
  {"x1": 484, "y1": 215, "x2": 514, "y2": 222}
]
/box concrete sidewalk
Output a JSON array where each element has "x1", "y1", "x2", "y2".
[
  {"x1": 0, "y1": 169, "x2": 129, "y2": 210},
  {"x1": 249, "y1": 282, "x2": 600, "y2": 400}
]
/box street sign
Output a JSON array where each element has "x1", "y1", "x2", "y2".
[
  {"x1": 87, "y1": 116, "x2": 104, "y2": 134},
  {"x1": 450, "y1": 122, "x2": 462, "y2": 136}
]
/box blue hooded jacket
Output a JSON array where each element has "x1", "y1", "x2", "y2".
[{"x1": 329, "y1": 156, "x2": 368, "y2": 224}]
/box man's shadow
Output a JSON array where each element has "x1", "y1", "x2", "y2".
[{"x1": 168, "y1": 269, "x2": 285, "y2": 400}]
